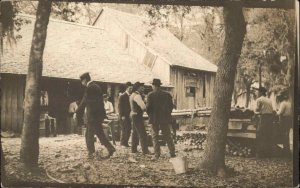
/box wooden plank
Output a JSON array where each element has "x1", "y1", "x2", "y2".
[
  {"x1": 179, "y1": 69, "x2": 186, "y2": 109},
  {"x1": 210, "y1": 74, "x2": 215, "y2": 105},
  {"x1": 205, "y1": 73, "x2": 213, "y2": 106},
  {"x1": 17, "y1": 76, "x2": 25, "y2": 133},
  {"x1": 227, "y1": 132, "x2": 256, "y2": 139},
  {"x1": 11, "y1": 76, "x2": 18, "y2": 132},
  {"x1": 172, "y1": 69, "x2": 178, "y2": 107},
  {"x1": 200, "y1": 74, "x2": 205, "y2": 107},
  {"x1": 228, "y1": 121, "x2": 243, "y2": 130},
  {"x1": 1, "y1": 75, "x2": 7, "y2": 131},
  {"x1": 187, "y1": 130, "x2": 256, "y2": 139}
]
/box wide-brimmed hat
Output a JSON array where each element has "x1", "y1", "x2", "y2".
[
  {"x1": 151, "y1": 78, "x2": 162, "y2": 86},
  {"x1": 125, "y1": 81, "x2": 133, "y2": 87},
  {"x1": 79, "y1": 72, "x2": 90, "y2": 81},
  {"x1": 133, "y1": 82, "x2": 144, "y2": 91}
]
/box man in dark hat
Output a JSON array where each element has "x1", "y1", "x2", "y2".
[
  {"x1": 146, "y1": 79, "x2": 176, "y2": 159},
  {"x1": 129, "y1": 82, "x2": 150, "y2": 154},
  {"x1": 75, "y1": 72, "x2": 115, "y2": 159},
  {"x1": 255, "y1": 86, "x2": 274, "y2": 158},
  {"x1": 118, "y1": 82, "x2": 133, "y2": 147}
]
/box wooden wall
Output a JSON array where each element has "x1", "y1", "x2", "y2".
[
  {"x1": 1, "y1": 74, "x2": 25, "y2": 133},
  {"x1": 0, "y1": 73, "x2": 128, "y2": 133},
  {"x1": 0, "y1": 74, "x2": 83, "y2": 134},
  {"x1": 170, "y1": 67, "x2": 216, "y2": 110}
]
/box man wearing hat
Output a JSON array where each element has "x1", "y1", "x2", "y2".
[
  {"x1": 129, "y1": 82, "x2": 150, "y2": 154},
  {"x1": 255, "y1": 87, "x2": 274, "y2": 158},
  {"x1": 118, "y1": 82, "x2": 133, "y2": 147},
  {"x1": 146, "y1": 79, "x2": 176, "y2": 159},
  {"x1": 75, "y1": 72, "x2": 115, "y2": 159}
]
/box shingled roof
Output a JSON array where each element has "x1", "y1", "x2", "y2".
[
  {"x1": 96, "y1": 7, "x2": 217, "y2": 72},
  {"x1": 1, "y1": 14, "x2": 158, "y2": 84}
]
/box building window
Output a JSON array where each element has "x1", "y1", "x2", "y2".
[
  {"x1": 186, "y1": 87, "x2": 196, "y2": 97},
  {"x1": 143, "y1": 50, "x2": 156, "y2": 68}
]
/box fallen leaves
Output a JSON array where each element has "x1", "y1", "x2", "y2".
[
  {"x1": 54, "y1": 154, "x2": 61, "y2": 158},
  {"x1": 83, "y1": 163, "x2": 91, "y2": 170},
  {"x1": 128, "y1": 157, "x2": 138, "y2": 163},
  {"x1": 1, "y1": 134, "x2": 294, "y2": 187}
]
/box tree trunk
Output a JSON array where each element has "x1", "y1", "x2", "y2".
[
  {"x1": 200, "y1": 3, "x2": 246, "y2": 176},
  {"x1": 20, "y1": 0, "x2": 52, "y2": 169}
]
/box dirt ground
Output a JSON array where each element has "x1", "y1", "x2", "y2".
[{"x1": 1, "y1": 134, "x2": 293, "y2": 187}]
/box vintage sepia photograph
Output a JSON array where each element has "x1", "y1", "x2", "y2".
[{"x1": 0, "y1": 0, "x2": 298, "y2": 187}]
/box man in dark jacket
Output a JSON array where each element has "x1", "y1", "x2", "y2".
[
  {"x1": 118, "y1": 82, "x2": 133, "y2": 147},
  {"x1": 74, "y1": 72, "x2": 115, "y2": 159},
  {"x1": 146, "y1": 79, "x2": 176, "y2": 159}
]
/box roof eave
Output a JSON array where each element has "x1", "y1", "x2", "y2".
[{"x1": 171, "y1": 65, "x2": 217, "y2": 73}]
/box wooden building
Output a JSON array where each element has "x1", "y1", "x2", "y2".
[
  {"x1": 94, "y1": 8, "x2": 217, "y2": 109},
  {"x1": 1, "y1": 14, "x2": 157, "y2": 133},
  {"x1": 1, "y1": 9, "x2": 216, "y2": 133}
]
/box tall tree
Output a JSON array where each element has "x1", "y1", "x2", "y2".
[
  {"x1": 20, "y1": 0, "x2": 52, "y2": 169},
  {"x1": 200, "y1": 2, "x2": 246, "y2": 176}
]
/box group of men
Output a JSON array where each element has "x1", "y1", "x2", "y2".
[
  {"x1": 73, "y1": 72, "x2": 176, "y2": 159},
  {"x1": 255, "y1": 87, "x2": 292, "y2": 158}
]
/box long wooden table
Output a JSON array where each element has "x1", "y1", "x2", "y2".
[{"x1": 106, "y1": 109, "x2": 258, "y2": 141}]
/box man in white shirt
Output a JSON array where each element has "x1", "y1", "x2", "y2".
[
  {"x1": 255, "y1": 87, "x2": 274, "y2": 158},
  {"x1": 129, "y1": 82, "x2": 150, "y2": 154},
  {"x1": 102, "y1": 94, "x2": 115, "y2": 143},
  {"x1": 103, "y1": 94, "x2": 114, "y2": 115},
  {"x1": 277, "y1": 93, "x2": 292, "y2": 156}
]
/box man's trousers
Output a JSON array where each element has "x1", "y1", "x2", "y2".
[
  {"x1": 120, "y1": 116, "x2": 131, "y2": 146},
  {"x1": 150, "y1": 123, "x2": 176, "y2": 158},
  {"x1": 131, "y1": 114, "x2": 149, "y2": 153},
  {"x1": 85, "y1": 119, "x2": 115, "y2": 154},
  {"x1": 256, "y1": 114, "x2": 274, "y2": 157}
]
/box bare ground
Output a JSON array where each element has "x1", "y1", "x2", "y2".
[{"x1": 1, "y1": 134, "x2": 293, "y2": 187}]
